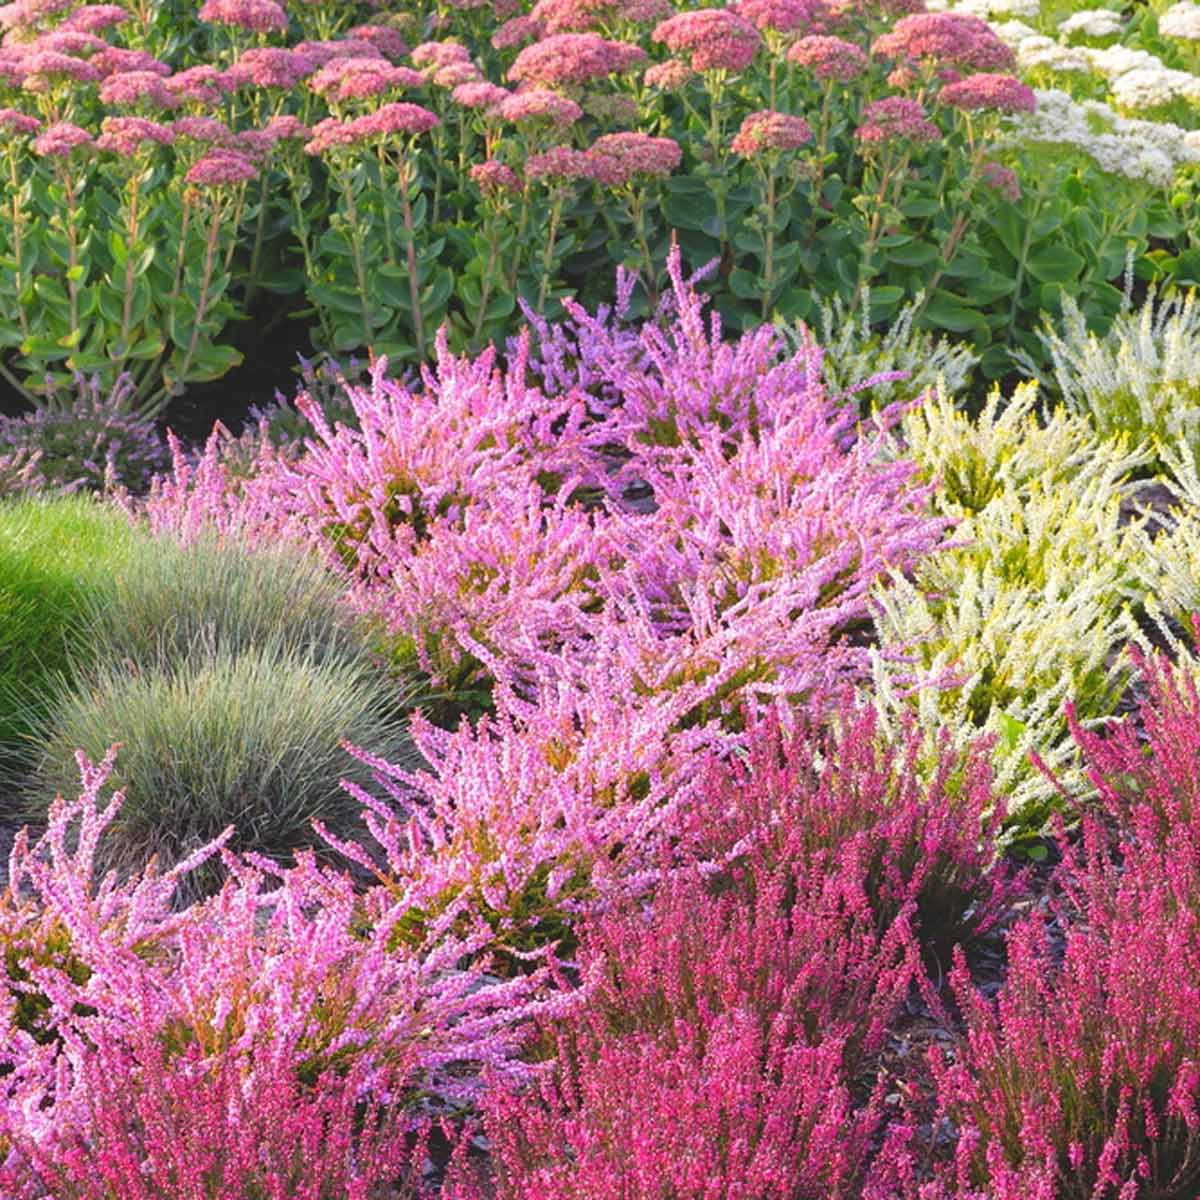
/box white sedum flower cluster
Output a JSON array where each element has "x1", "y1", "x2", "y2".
[
  {"x1": 1008, "y1": 88, "x2": 1200, "y2": 185},
  {"x1": 950, "y1": 0, "x2": 1041, "y2": 19},
  {"x1": 1160, "y1": 0, "x2": 1200, "y2": 40},
  {"x1": 1058, "y1": 9, "x2": 1123, "y2": 39},
  {"x1": 1015, "y1": 35, "x2": 1092, "y2": 72}
]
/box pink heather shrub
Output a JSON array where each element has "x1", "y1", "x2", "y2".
[
  {"x1": 938, "y1": 71, "x2": 1037, "y2": 113},
  {"x1": 457, "y1": 708, "x2": 982, "y2": 1198},
  {"x1": 730, "y1": 108, "x2": 814, "y2": 155},
  {"x1": 871, "y1": 12, "x2": 1016, "y2": 74},
  {"x1": 0, "y1": 750, "x2": 563, "y2": 1195},
  {"x1": 651, "y1": 7, "x2": 762, "y2": 72},
  {"x1": 507, "y1": 31, "x2": 646, "y2": 89}
]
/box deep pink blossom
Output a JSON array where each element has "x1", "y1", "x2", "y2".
[
  {"x1": 587, "y1": 131, "x2": 682, "y2": 183},
  {"x1": 170, "y1": 114, "x2": 236, "y2": 145},
  {"x1": 167, "y1": 63, "x2": 231, "y2": 104},
  {"x1": 470, "y1": 157, "x2": 522, "y2": 194},
  {"x1": 19, "y1": 49, "x2": 101, "y2": 87},
  {"x1": 494, "y1": 86, "x2": 582, "y2": 127},
  {"x1": 225, "y1": 46, "x2": 316, "y2": 89},
  {"x1": 431, "y1": 60, "x2": 483, "y2": 87},
  {"x1": 452, "y1": 79, "x2": 510, "y2": 108},
  {"x1": 652, "y1": 8, "x2": 762, "y2": 72},
  {"x1": 28, "y1": 29, "x2": 107, "y2": 56},
  {"x1": 526, "y1": 143, "x2": 603, "y2": 182},
  {"x1": 345, "y1": 23, "x2": 409, "y2": 59},
  {"x1": 980, "y1": 159, "x2": 1020, "y2": 200},
  {"x1": 491, "y1": 13, "x2": 543, "y2": 48},
  {"x1": 643, "y1": 56, "x2": 694, "y2": 88},
  {"x1": 856, "y1": 95, "x2": 941, "y2": 144},
  {"x1": 939, "y1": 71, "x2": 1036, "y2": 112},
  {"x1": 410, "y1": 39, "x2": 472, "y2": 68},
  {"x1": 0, "y1": 105, "x2": 38, "y2": 135},
  {"x1": 94, "y1": 114, "x2": 173, "y2": 154},
  {"x1": 59, "y1": 2, "x2": 127, "y2": 30},
  {"x1": 734, "y1": 0, "x2": 832, "y2": 34},
  {"x1": 98, "y1": 67, "x2": 179, "y2": 108},
  {"x1": 90, "y1": 46, "x2": 169, "y2": 77},
  {"x1": 530, "y1": 0, "x2": 671, "y2": 32},
  {"x1": 31, "y1": 118, "x2": 91, "y2": 155},
  {"x1": 186, "y1": 146, "x2": 257, "y2": 185},
  {"x1": 872, "y1": 12, "x2": 1015, "y2": 74},
  {"x1": 307, "y1": 56, "x2": 423, "y2": 102}
]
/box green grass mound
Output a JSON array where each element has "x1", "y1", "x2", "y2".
[{"x1": 0, "y1": 495, "x2": 142, "y2": 770}]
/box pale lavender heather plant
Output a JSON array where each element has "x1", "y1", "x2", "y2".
[{"x1": 0, "y1": 374, "x2": 167, "y2": 494}]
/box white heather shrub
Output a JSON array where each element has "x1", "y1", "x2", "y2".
[
  {"x1": 785, "y1": 292, "x2": 979, "y2": 410},
  {"x1": 871, "y1": 390, "x2": 1154, "y2": 835},
  {"x1": 1017, "y1": 289, "x2": 1200, "y2": 461}
]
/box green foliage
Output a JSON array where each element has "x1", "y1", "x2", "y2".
[
  {"x1": 0, "y1": 495, "x2": 141, "y2": 770},
  {"x1": 26, "y1": 642, "x2": 415, "y2": 902}
]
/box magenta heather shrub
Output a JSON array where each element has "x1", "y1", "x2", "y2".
[
  {"x1": 0, "y1": 751, "x2": 563, "y2": 1194},
  {"x1": 457, "y1": 714, "x2": 953, "y2": 1198},
  {"x1": 917, "y1": 652, "x2": 1200, "y2": 1199}
]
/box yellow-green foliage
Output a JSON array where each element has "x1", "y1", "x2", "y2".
[
  {"x1": 871, "y1": 385, "x2": 1155, "y2": 836},
  {"x1": 1024, "y1": 290, "x2": 1200, "y2": 463},
  {"x1": 896, "y1": 382, "x2": 1151, "y2": 515}
]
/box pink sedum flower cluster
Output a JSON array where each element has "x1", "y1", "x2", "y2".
[
  {"x1": 787, "y1": 33, "x2": 869, "y2": 80},
  {"x1": 730, "y1": 108, "x2": 814, "y2": 155},
  {"x1": 651, "y1": 7, "x2": 762, "y2": 72},
  {"x1": 508, "y1": 31, "x2": 646, "y2": 89},
  {"x1": 197, "y1": 0, "x2": 287, "y2": 34},
  {"x1": 856, "y1": 95, "x2": 941, "y2": 145}
]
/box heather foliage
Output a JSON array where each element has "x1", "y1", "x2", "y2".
[
  {"x1": 871, "y1": 383, "x2": 1153, "y2": 833},
  {"x1": 1017, "y1": 288, "x2": 1200, "y2": 467},
  {"x1": 916, "y1": 652, "x2": 1200, "y2": 1199},
  {"x1": 459, "y1": 703, "x2": 1013, "y2": 1199}
]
